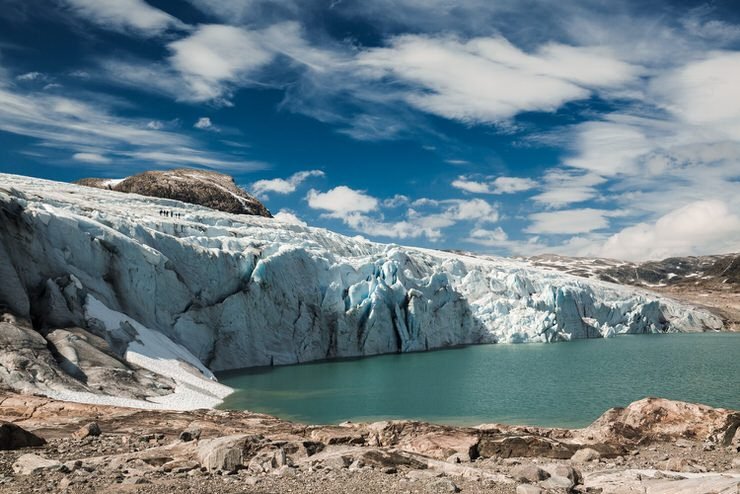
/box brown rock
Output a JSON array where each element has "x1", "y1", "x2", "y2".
[
  {"x1": 76, "y1": 169, "x2": 271, "y2": 217},
  {"x1": 0, "y1": 422, "x2": 46, "y2": 450},
  {"x1": 73, "y1": 422, "x2": 101, "y2": 439},
  {"x1": 580, "y1": 397, "x2": 740, "y2": 447},
  {"x1": 478, "y1": 433, "x2": 576, "y2": 459}
]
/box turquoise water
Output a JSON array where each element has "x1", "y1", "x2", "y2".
[{"x1": 217, "y1": 333, "x2": 740, "y2": 428}]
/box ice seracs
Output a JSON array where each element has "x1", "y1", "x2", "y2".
[{"x1": 0, "y1": 173, "x2": 725, "y2": 409}]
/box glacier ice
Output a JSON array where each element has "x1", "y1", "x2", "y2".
[{"x1": 0, "y1": 173, "x2": 724, "y2": 388}]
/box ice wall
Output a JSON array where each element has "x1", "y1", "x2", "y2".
[{"x1": 0, "y1": 174, "x2": 723, "y2": 374}]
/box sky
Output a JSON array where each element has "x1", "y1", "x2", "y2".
[{"x1": 1, "y1": 0, "x2": 739, "y2": 261}]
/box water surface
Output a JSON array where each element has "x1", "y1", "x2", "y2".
[{"x1": 217, "y1": 333, "x2": 740, "y2": 428}]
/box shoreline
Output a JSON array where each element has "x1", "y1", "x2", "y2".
[{"x1": 1, "y1": 393, "x2": 738, "y2": 493}]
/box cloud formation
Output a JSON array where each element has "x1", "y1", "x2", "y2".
[
  {"x1": 452, "y1": 176, "x2": 537, "y2": 195},
  {"x1": 251, "y1": 170, "x2": 325, "y2": 198},
  {"x1": 61, "y1": 0, "x2": 184, "y2": 36}
]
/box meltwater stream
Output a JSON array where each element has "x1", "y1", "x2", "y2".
[{"x1": 217, "y1": 333, "x2": 740, "y2": 428}]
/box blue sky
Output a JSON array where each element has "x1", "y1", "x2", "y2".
[{"x1": 1, "y1": 0, "x2": 739, "y2": 260}]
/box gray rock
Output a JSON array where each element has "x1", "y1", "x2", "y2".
[
  {"x1": 541, "y1": 474, "x2": 575, "y2": 490},
  {"x1": 510, "y1": 464, "x2": 550, "y2": 483},
  {"x1": 196, "y1": 434, "x2": 264, "y2": 472},
  {"x1": 122, "y1": 477, "x2": 151, "y2": 485},
  {"x1": 179, "y1": 428, "x2": 201, "y2": 442},
  {"x1": 428, "y1": 478, "x2": 460, "y2": 493},
  {"x1": 0, "y1": 422, "x2": 46, "y2": 450},
  {"x1": 516, "y1": 485, "x2": 543, "y2": 494},
  {"x1": 12, "y1": 454, "x2": 63, "y2": 475},
  {"x1": 571, "y1": 447, "x2": 601, "y2": 462},
  {"x1": 550, "y1": 464, "x2": 582, "y2": 484}
]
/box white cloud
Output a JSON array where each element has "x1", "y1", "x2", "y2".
[
  {"x1": 194, "y1": 117, "x2": 214, "y2": 130},
  {"x1": 532, "y1": 169, "x2": 605, "y2": 207},
  {"x1": 651, "y1": 51, "x2": 740, "y2": 140},
  {"x1": 147, "y1": 120, "x2": 164, "y2": 130},
  {"x1": 306, "y1": 186, "x2": 379, "y2": 214},
  {"x1": 584, "y1": 200, "x2": 740, "y2": 261},
  {"x1": 467, "y1": 227, "x2": 508, "y2": 246},
  {"x1": 0, "y1": 71, "x2": 263, "y2": 171},
  {"x1": 358, "y1": 34, "x2": 638, "y2": 124},
  {"x1": 251, "y1": 170, "x2": 324, "y2": 198},
  {"x1": 16, "y1": 71, "x2": 44, "y2": 81},
  {"x1": 565, "y1": 120, "x2": 652, "y2": 176},
  {"x1": 167, "y1": 24, "x2": 274, "y2": 102},
  {"x1": 273, "y1": 209, "x2": 308, "y2": 227},
  {"x1": 61, "y1": 0, "x2": 184, "y2": 37},
  {"x1": 452, "y1": 176, "x2": 537, "y2": 194},
  {"x1": 526, "y1": 208, "x2": 615, "y2": 235},
  {"x1": 73, "y1": 152, "x2": 111, "y2": 164}
]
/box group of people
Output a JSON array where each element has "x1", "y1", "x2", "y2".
[{"x1": 159, "y1": 210, "x2": 182, "y2": 219}]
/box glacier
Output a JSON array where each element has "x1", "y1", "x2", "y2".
[{"x1": 0, "y1": 173, "x2": 724, "y2": 408}]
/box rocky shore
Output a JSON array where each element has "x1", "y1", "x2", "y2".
[{"x1": 0, "y1": 394, "x2": 738, "y2": 494}]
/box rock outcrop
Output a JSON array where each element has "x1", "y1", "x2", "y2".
[
  {"x1": 0, "y1": 422, "x2": 46, "y2": 450},
  {"x1": 0, "y1": 393, "x2": 738, "y2": 494},
  {"x1": 76, "y1": 168, "x2": 271, "y2": 217}
]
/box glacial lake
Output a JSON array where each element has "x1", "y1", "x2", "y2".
[{"x1": 217, "y1": 333, "x2": 740, "y2": 428}]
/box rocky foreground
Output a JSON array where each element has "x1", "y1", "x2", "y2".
[{"x1": 0, "y1": 394, "x2": 738, "y2": 494}]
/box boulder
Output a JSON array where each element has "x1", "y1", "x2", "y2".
[
  {"x1": 549, "y1": 464, "x2": 581, "y2": 484},
  {"x1": 0, "y1": 422, "x2": 46, "y2": 450},
  {"x1": 12, "y1": 453, "x2": 62, "y2": 475},
  {"x1": 580, "y1": 397, "x2": 740, "y2": 447},
  {"x1": 541, "y1": 474, "x2": 575, "y2": 490},
  {"x1": 571, "y1": 447, "x2": 600, "y2": 463},
  {"x1": 179, "y1": 428, "x2": 201, "y2": 442},
  {"x1": 73, "y1": 422, "x2": 101, "y2": 439},
  {"x1": 510, "y1": 464, "x2": 550, "y2": 483},
  {"x1": 516, "y1": 485, "x2": 543, "y2": 494},
  {"x1": 478, "y1": 433, "x2": 576, "y2": 459},
  {"x1": 359, "y1": 449, "x2": 427, "y2": 470},
  {"x1": 428, "y1": 478, "x2": 460, "y2": 493},
  {"x1": 196, "y1": 434, "x2": 264, "y2": 472}
]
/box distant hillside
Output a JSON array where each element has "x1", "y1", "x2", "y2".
[
  {"x1": 76, "y1": 168, "x2": 271, "y2": 217},
  {"x1": 520, "y1": 253, "x2": 740, "y2": 331}
]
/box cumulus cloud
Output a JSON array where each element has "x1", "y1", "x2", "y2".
[
  {"x1": 273, "y1": 209, "x2": 308, "y2": 227},
  {"x1": 467, "y1": 227, "x2": 508, "y2": 246},
  {"x1": 306, "y1": 186, "x2": 498, "y2": 241},
  {"x1": 193, "y1": 117, "x2": 214, "y2": 130},
  {"x1": 358, "y1": 34, "x2": 638, "y2": 124},
  {"x1": 306, "y1": 186, "x2": 379, "y2": 214},
  {"x1": 593, "y1": 200, "x2": 740, "y2": 261},
  {"x1": 452, "y1": 176, "x2": 537, "y2": 195},
  {"x1": 61, "y1": 0, "x2": 185, "y2": 36},
  {"x1": 251, "y1": 170, "x2": 324, "y2": 198}
]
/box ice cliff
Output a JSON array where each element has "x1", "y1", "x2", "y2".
[{"x1": 0, "y1": 173, "x2": 724, "y2": 408}]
